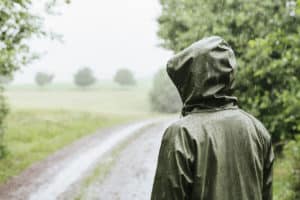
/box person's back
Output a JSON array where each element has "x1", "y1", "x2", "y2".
[{"x1": 151, "y1": 36, "x2": 274, "y2": 200}]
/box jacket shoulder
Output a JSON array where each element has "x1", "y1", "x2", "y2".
[
  {"x1": 239, "y1": 109, "x2": 272, "y2": 143},
  {"x1": 162, "y1": 117, "x2": 195, "y2": 141}
]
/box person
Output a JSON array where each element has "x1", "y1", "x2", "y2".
[{"x1": 151, "y1": 36, "x2": 274, "y2": 200}]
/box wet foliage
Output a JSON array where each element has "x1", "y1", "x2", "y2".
[
  {"x1": 0, "y1": 0, "x2": 42, "y2": 158},
  {"x1": 157, "y1": 0, "x2": 300, "y2": 144},
  {"x1": 0, "y1": 0, "x2": 68, "y2": 158}
]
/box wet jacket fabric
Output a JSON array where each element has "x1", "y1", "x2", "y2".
[{"x1": 151, "y1": 36, "x2": 274, "y2": 200}]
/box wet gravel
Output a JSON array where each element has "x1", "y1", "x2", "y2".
[{"x1": 82, "y1": 120, "x2": 172, "y2": 200}]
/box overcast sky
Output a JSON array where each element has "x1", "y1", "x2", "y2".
[{"x1": 14, "y1": 0, "x2": 173, "y2": 83}]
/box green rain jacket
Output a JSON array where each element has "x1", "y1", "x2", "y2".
[{"x1": 151, "y1": 36, "x2": 274, "y2": 200}]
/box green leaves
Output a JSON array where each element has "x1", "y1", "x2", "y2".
[
  {"x1": 0, "y1": 0, "x2": 43, "y2": 76},
  {"x1": 158, "y1": 0, "x2": 300, "y2": 144},
  {"x1": 0, "y1": 0, "x2": 69, "y2": 159}
]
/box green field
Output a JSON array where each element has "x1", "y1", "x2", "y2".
[{"x1": 5, "y1": 82, "x2": 152, "y2": 115}]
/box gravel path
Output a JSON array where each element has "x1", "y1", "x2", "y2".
[
  {"x1": 0, "y1": 119, "x2": 168, "y2": 200},
  {"x1": 82, "y1": 119, "x2": 172, "y2": 200}
]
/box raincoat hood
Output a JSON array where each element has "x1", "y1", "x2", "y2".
[{"x1": 166, "y1": 36, "x2": 238, "y2": 115}]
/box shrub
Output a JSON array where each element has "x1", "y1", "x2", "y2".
[
  {"x1": 149, "y1": 69, "x2": 182, "y2": 113},
  {"x1": 35, "y1": 72, "x2": 54, "y2": 87},
  {"x1": 114, "y1": 69, "x2": 136, "y2": 86},
  {"x1": 74, "y1": 67, "x2": 97, "y2": 88}
]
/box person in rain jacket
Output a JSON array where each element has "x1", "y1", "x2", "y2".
[{"x1": 151, "y1": 36, "x2": 274, "y2": 200}]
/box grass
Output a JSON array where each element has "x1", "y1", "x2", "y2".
[
  {"x1": 274, "y1": 157, "x2": 296, "y2": 200},
  {"x1": 274, "y1": 136, "x2": 300, "y2": 200}
]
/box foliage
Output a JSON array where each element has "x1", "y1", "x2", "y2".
[
  {"x1": 0, "y1": 75, "x2": 13, "y2": 85},
  {"x1": 0, "y1": 0, "x2": 43, "y2": 76},
  {"x1": 149, "y1": 69, "x2": 181, "y2": 113},
  {"x1": 74, "y1": 67, "x2": 97, "y2": 88},
  {"x1": 114, "y1": 68, "x2": 136, "y2": 86},
  {"x1": 0, "y1": 0, "x2": 69, "y2": 159},
  {"x1": 0, "y1": 0, "x2": 43, "y2": 159},
  {"x1": 157, "y1": 0, "x2": 300, "y2": 143},
  {"x1": 237, "y1": 31, "x2": 300, "y2": 143},
  {"x1": 35, "y1": 72, "x2": 54, "y2": 87}
]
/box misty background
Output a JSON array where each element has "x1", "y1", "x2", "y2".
[{"x1": 14, "y1": 0, "x2": 172, "y2": 84}]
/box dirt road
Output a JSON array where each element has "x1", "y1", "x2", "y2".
[{"x1": 0, "y1": 118, "x2": 173, "y2": 200}]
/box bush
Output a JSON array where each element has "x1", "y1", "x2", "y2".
[
  {"x1": 149, "y1": 69, "x2": 182, "y2": 113},
  {"x1": 235, "y1": 32, "x2": 300, "y2": 144},
  {"x1": 35, "y1": 72, "x2": 54, "y2": 87},
  {"x1": 0, "y1": 76, "x2": 13, "y2": 85},
  {"x1": 114, "y1": 69, "x2": 136, "y2": 86},
  {"x1": 74, "y1": 67, "x2": 97, "y2": 88}
]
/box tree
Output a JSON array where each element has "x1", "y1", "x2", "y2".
[
  {"x1": 35, "y1": 72, "x2": 54, "y2": 87},
  {"x1": 157, "y1": 0, "x2": 300, "y2": 144},
  {"x1": 0, "y1": 0, "x2": 44, "y2": 158},
  {"x1": 74, "y1": 67, "x2": 97, "y2": 88},
  {"x1": 114, "y1": 69, "x2": 136, "y2": 86},
  {"x1": 149, "y1": 69, "x2": 182, "y2": 113},
  {"x1": 0, "y1": 0, "x2": 69, "y2": 158}
]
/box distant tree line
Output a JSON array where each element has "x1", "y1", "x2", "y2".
[{"x1": 34, "y1": 67, "x2": 136, "y2": 88}]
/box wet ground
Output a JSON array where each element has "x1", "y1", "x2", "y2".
[{"x1": 82, "y1": 120, "x2": 171, "y2": 200}]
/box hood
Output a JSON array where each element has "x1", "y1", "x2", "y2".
[{"x1": 166, "y1": 36, "x2": 238, "y2": 116}]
